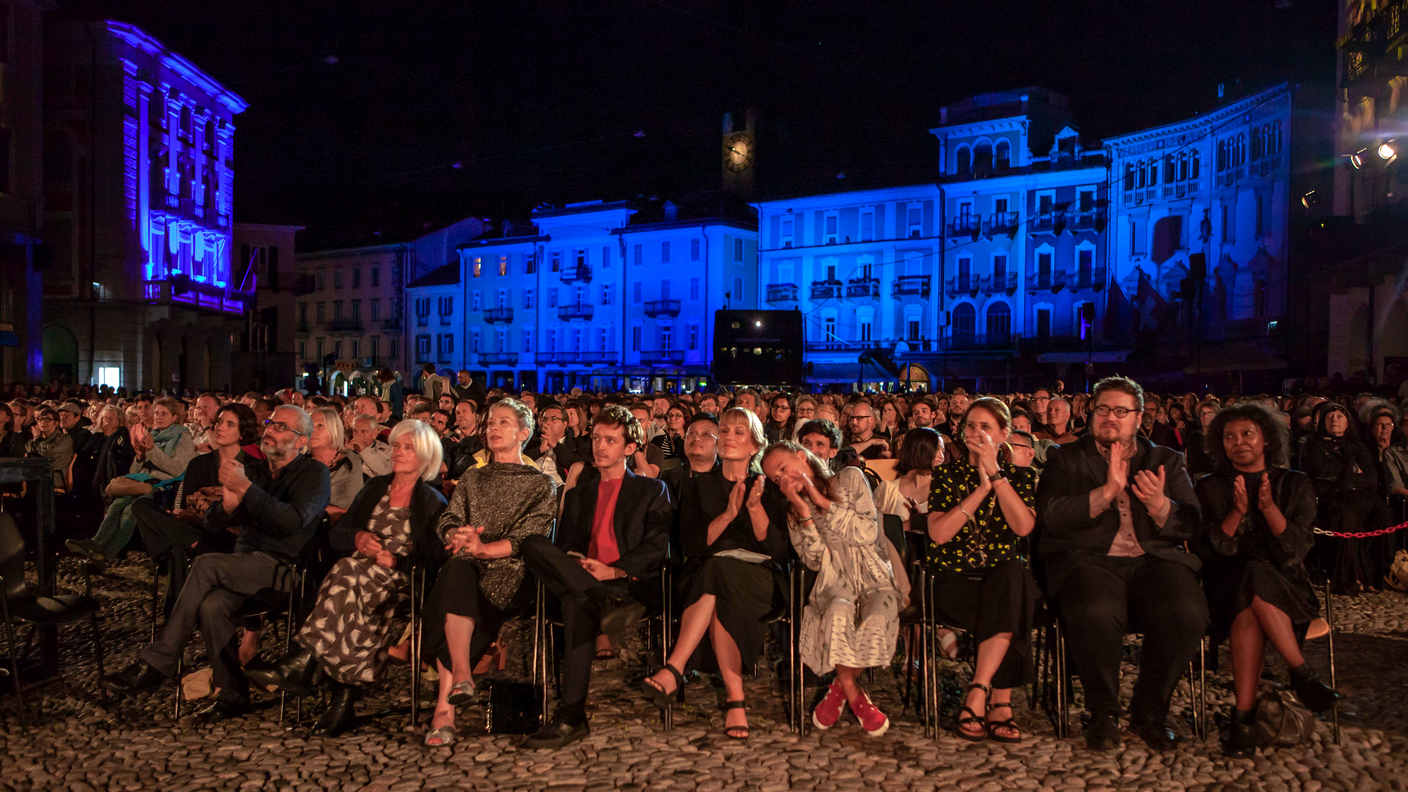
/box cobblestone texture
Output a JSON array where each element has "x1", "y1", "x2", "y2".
[{"x1": 1, "y1": 554, "x2": 1406, "y2": 791}]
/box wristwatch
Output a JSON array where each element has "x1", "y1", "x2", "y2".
[{"x1": 988, "y1": 472, "x2": 1007, "y2": 485}]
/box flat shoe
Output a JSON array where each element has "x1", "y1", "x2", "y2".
[{"x1": 424, "y1": 725, "x2": 457, "y2": 747}]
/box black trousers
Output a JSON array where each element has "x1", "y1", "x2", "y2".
[
  {"x1": 520, "y1": 534, "x2": 627, "y2": 719},
  {"x1": 420, "y1": 557, "x2": 533, "y2": 674},
  {"x1": 1054, "y1": 555, "x2": 1209, "y2": 723},
  {"x1": 131, "y1": 498, "x2": 235, "y2": 604},
  {"x1": 139, "y1": 551, "x2": 287, "y2": 696}
]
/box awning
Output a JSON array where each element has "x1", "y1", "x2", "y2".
[{"x1": 1184, "y1": 343, "x2": 1287, "y2": 374}]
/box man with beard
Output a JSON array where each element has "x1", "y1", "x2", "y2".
[
  {"x1": 101, "y1": 405, "x2": 331, "y2": 722},
  {"x1": 1036, "y1": 377, "x2": 1206, "y2": 752}
]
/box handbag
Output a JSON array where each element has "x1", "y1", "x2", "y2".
[
  {"x1": 1252, "y1": 687, "x2": 1316, "y2": 746},
  {"x1": 1385, "y1": 549, "x2": 1408, "y2": 592},
  {"x1": 483, "y1": 680, "x2": 543, "y2": 735}
]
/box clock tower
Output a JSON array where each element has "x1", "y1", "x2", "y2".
[{"x1": 722, "y1": 109, "x2": 755, "y2": 199}]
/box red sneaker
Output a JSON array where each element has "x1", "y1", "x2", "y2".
[
  {"x1": 812, "y1": 681, "x2": 848, "y2": 730},
  {"x1": 850, "y1": 690, "x2": 890, "y2": 737}
]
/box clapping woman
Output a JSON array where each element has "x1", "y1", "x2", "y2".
[{"x1": 1193, "y1": 402, "x2": 1338, "y2": 757}]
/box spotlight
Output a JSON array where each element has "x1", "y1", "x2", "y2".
[
  {"x1": 1350, "y1": 149, "x2": 1366, "y2": 169},
  {"x1": 754, "y1": 320, "x2": 762, "y2": 327},
  {"x1": 1380, "y1": 141, "x2": 1397, "y2": 160},
  {"x1": 1300, "y1": 190, "x2": 1319, "y2": 209}
]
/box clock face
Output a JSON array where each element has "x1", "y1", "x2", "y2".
[{"x1": 724, "y1": 133, "x2": 753, "y2": 172}]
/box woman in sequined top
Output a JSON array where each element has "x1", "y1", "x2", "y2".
[
  {"x1": 926, "y1": 397, "x2": 1038, "y2": 743},
  {"x1": 419, "y1": 398, "x2": 558, "y2": 746}
]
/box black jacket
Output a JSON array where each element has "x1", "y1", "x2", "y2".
[
  {"x1": 331, "y1": 474, "x2": 449, "y2": 569},
  {"x1": 207, "y1": 454, "x2": 331, "y2": 563},
  {"x1": 1036, "y1": 433, "x2": 1202, "y2": 594},
  {"x1": 556, "y1": 468, "x2": 673, "y2": 581}
]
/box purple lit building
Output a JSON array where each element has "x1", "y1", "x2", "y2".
[{"x1": 41, "y1": 20, "x2": 248, "y2": 392}]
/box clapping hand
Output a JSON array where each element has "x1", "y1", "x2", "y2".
[
  {"x1": 1104, "y1": 440, "x2": 1129, "y2": 496},
  {"x1": 1130, "y1": 465, "x2": 1169, "y2": 514},
  {"x1": 745, "y1": 476, "x2": 765, "y2": 512},
  {"x1": 726, "y1": 478, "x2": 748, "y2": 517},
  {"x1": 1232, "y1": 474, "x2": 1250, "y2": 516},
  {"x1": 445, "y1": 525, "x2": 484, "y2": 557},
  {"x1": 973, "y1": 431, "x2": 1000, "y2": 476},
  {"x1": 1256, "y1": 475, "x2": 1279, "y2": 516}
]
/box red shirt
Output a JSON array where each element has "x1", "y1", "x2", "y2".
[{"x1": 588, "y1": 477, "x2": 624, "y2": 566}]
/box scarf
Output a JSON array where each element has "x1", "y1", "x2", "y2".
[{"x1": 151, "y1": 423, "x2": 189, "y2": 458}]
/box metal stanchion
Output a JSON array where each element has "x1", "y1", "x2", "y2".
[{"x1": 1325, "y1": 578, "x2": 1340, "y2": 744}]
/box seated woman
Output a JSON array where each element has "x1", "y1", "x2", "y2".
[
  {"x1": 308, "y1": 406, "x2": 365, "y2": 521},
  {"x1": 1300, "y1": 402, "x2": 1390, "y2": 594},
  {"x1": 70, "y1": 396, "x2": 196, "y2": 565},
  {"x1": 873, "y1": 427, "x2": 942, "y2": 638},
  {"x1": 1193, "y1": 402, "x2": 1339, "y2": 758},
  {"x1": 245, "y1": 419, "x2": 448, "y2": 736},
  {"x1": 762, "y1": 441, "x2": 900, "y2": 737},
  {"x1": 642, "y1": 407, "x2": 787, "y2": 740},
  {"x1": 418, "y1": 398, "x2": 557, "y2": 746},
  {"x1": 925, "y1": 397, "x2": 1038, "y2": 743},
  {"x1": 650, "y1": 402, "x2": 690, "y2": 461}
]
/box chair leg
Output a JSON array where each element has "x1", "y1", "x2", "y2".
[
  {"x1": 410, "y1": 565, "x2": 423, "y2": 728},
  {"x1": 90, "y1": 613, "x2": 108, "y2": 707},
  {"x1": 1054, "y1": 623, "x2": 1068, "y2": 739},
  {"x1": 1324, "y1": 578, "x2": 1340, "y2": 745},
  {"x1": 1, "y1": 594, "x2": 28, "y2": 729}
]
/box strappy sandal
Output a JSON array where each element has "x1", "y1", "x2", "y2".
[
  {"x1": 955, "y1": 682, "x2": 990, "y2": 742},
  {"x1": 446, "y1": 680, "x2": 476, "y2": 707},
  {"x1": 424, "y1": 725, "x2": 457, "y2": 747},
  {"x1": 641, "y1": 663, "x2": 685, "y2": 711},
  {"x1": 721, "y1": 700, "x2": 749, "y2": 740},
  {"x1": 985, "y1": 701, "x2": 1023, "y2": 744}
]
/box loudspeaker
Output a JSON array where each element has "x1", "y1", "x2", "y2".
[{"x1": 712, "y1": 309, "x2": 804, "y2": 385}]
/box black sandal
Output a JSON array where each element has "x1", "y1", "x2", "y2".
[
  {"x1": 955, "y1": 682, "x2": 989, "y2": 742},
  {"x1": 985, "y1": 701, "x2": 1022, "y2": 744},
  {"x1": 722, "y1": 700, "x2": 749, "y2": 740},
  {"x1": 642, "y1": 663, "x2": 685, "y2": 711}
]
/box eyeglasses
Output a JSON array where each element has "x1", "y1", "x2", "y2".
[
  {"x1": 1010, "y1": 443, "x2": 1033, "y2": 450},
  {"x1": 35, "y1": 416, "x2": 57, "y2": 423},
  {"x1": 1092, "y1": 405, "x2": 1139, "y2": 419},
  {"x1": 264, "y1": 419, "x2": 309, "y2": 436},
  {"x1": 540, "y1": 415, "x2": 565, "y2": 423},
  {"x1": 685, "y1": 431, "x2": 717, "y2": 441}
]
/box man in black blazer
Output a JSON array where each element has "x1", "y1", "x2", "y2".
[
  {"x1": 1036, "y1": 376, "x2": 1208, "y2": 752},
  {"x1": 521, "y1": 405, "x2": 672, "y2": 749}
]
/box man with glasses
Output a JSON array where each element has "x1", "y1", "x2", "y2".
[
  {"x1": 27, "y1": 406, "x2": 74, "y2": 491},
  {"x1": 1036, "y1": 377, "x2": 1206, "y2": 752},
  {"x1": 528, "y1": 404, "x2": 583, "y2": 486},
  {"x1": 1029, "y1": 388, "x2": 1054, "y2": 435},
  {"x1": 845, "y1": 402, "x2": 891, "y2": 460},
  {"x1": 1008, "y1": 430, "x2": 1037, "y2": 469},
  {"x1": 102, "y1": 405, "x2": 332, "y2": 723},
  {"x1": 661, "y1": 411, "x2": 720, "y2": 501}
]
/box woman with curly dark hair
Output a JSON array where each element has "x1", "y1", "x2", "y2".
[
  {"x1": 1193, "y1": 402, "x2": 1338, "y2": 757},
  {"x1": 1299, "y1": 402, "x2": 1391, "y2": 594}
]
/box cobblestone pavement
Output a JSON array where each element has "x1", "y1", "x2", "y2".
[{"x1": 1, "y1": 554, "x2": 1406, "y2": 791}]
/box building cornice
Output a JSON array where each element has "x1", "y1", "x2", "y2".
[
  {"x1": 1103, "y1": 83, "x2": 1292, "y2": 152},
  {"x1": 105, "y1": 20, "x2": 249, "y2": 114}
]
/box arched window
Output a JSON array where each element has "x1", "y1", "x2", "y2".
[
  {"x1": 973, "y1": 140, "x2": 994, "y2": 175},
  {"x1": 995, "y1": 139, "x2": 1011, "y2": 170},
  {"x1": 1236, "y1": 134, "x2": 1246, "y2": 166},
  {"x1": 1272, "y1": 120, "x2": 1283, "y2": 154},
  {"x1": 1164, "y1": 155, "x2": 1176, "y2": 183},
  {"x1": 1217, "y1": 140, "x2": 1227, "y2": 172},
  {"x1": 1178, "y1": 152, "x2": 1189, "y2": 181},
  {"x1": 1124, "y1": 163, "x2": 1136, "y2": 191},
  {"x1": 951, "y1": 303, "x2": 976, "y2": 341},
  {"x1": 985, "y1": 301, "x2": 1012, "y2": 341},
  {"x1": 1251, "y1": 126, "x2": 1262, "y2": 161},
  {"x1": 955, "y1": 145, "x2": 972, "y2": 176},
  {"x1": 1147, "y1": 159, "x2": 1159, "y2": 186},
  {"x1": 1191, "y1": 149, "x2": 1201, "y2": 179}
]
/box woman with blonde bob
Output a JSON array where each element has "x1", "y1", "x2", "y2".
[
  {"x1": 244, "y1": 419, "x2": 449, "y2": 737},
  {"x1": 642, "y1": 407, "x2": 788, "y2": 740},
  {"x1": 761, "y1": 440, "x2": 900, "y2": 737}
]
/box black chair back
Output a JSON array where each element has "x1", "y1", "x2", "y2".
[{"x1": 0, "y1": 514, "x2": 30, "y2": 604}]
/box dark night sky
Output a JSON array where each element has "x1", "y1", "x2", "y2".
[{"x1": 61, "y1": 1, "x2": 1337, "y2": 249}]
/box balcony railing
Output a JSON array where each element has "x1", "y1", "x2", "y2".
[
  {"x1": 944, "y1": 332, "x2": 1015, "y2": 351},
  {"x1": 845, "y1": 278, "x2": 880, "y2": 298},
  {"x1": 536, "y1": 351, "x2": 619, "y2": 365},
  {"x1": 484, "y1": 307, "x2": 514, "y2": 323},
  {"x1": 478, "y1": 352, "x2": 519, "y2": 366},
  {"x1": 945, "y1": 276, "x2": 979, "y2": 297},
  {"x1": 558, "y1": 303, "x2": 594, "y2": 321},
  {"x1": 893, "y1": 275, "x2": 931, "y2": 298},
  {"x1": 1071, "y1": 208, "x2": 1107, "y2": 231},
  {"x1": 948, "y1": 217, "x2": 981, "y2": 237},
  {"x1": 766, "y1": 283, "x2": 799, "y2": 303},
  {"x1": 1028, "y1": 270, "x2": 1064, "y2": 291},
  {"x1": 643, "y1": 299, "x2": 681, "y2": 317},
  {"x1": 560, "y1": 264, "x2": 593, "y2": 284},
  {"x1": 640, "y1": 349, "x2": 685, "y2": 365},
  {"x1": 810, "y1": 280, "x2": 842, "y2": 300},
  {"x1": 325, "y1": 319, "x2": 363, "y2": 333},
  {"x1": 987, "y1": 211, "x2": 1019, "y2": 235},
  {"x1": 980, "y1": 273, "x2": 1018, "y2": 294},
  {"x1": 805, "y1": 341, "x2": 860, "y2": 352}
]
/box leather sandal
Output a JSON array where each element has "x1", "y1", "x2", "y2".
[
  {"x1": 446, "y1": 680, "x2": 476, "y2": 707},
  {"x1": 721, "y1": 700, "x2": 749, "y2": 740},
  {"x1": 423, "y1": 725, "x2": 456, "y2": 747},
  {"x1": 955, "y1": 682, "x2": 990, "y2": 742},
  {"x1": 642, "y1": 663, "x2": 685, "y2": 711},
  {"x1": 985, "y1": 701, "x2": 1022, "y2": 744}
]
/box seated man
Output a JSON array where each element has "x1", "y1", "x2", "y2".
[
  {"x1": 101, "y1": 404, "x2": 331, "y2": 721},
  {"x1": 660, "y1": 411, "x2": 719, "y2": 502},
  {"x1": 1036, "y1": 376, "x2": 1208, "y2": 752},
  {"x1": 844, "y1": 402, "x2": 890, "y2": 460},
  {"x1": 520, "y1": 405, "x2": 672, "y2": 749},
  {"x1": 349, "y1": 413, "x2": 392, "y2": 478}
]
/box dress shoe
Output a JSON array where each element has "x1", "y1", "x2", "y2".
[
  {"x1": 596, "y1": 595, "x2": 646, "y2": 653},
  {"x1": 1290, "y1": 664, "x2": 1340, "y2": 713},
  {"x1": 66, "y1": 538, "x2": 109, "y2": 569},
  {"x1": 192, "y1": 691, "x2": 252, "y2": 723},
  {"x1": 314, "y1": 683, "x2": 358, "y2": 737},
  {"x1": 1084, "y1": 711, "x2": 1122, "y2": 751},
  {"x1": 244, "y1": 645, "x2": 321, "y2": 697},
  {"x1": 1130, "y1": 719, "x2": 1180, "y2": 751},
  {"x1": 1221, "y1": 706, "x2": 1258, "y2": 758},
  {"x1": 523, "y1": 714, "x2": 590, "y2": 750},
  {"x1": 101, "y1": 660, "x2": 166, "y2": 695}
]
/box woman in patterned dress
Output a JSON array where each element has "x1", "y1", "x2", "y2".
[
  {"x1": 244, "y1": 419, "x2": 447, "y2": 736},
  {"x1": 419, "y1": 398, "x2": 557, "y2": 746},
  {"x1": 926, "y1": 397, "x2": 1038, "y2": 743},
  {"x1": 761, "y1": 441, "x2": 900, "y2": 737}
]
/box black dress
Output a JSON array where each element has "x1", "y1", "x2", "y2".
[
  {"x1": 1300, "y1": 435, "x2": 1392, "y2": 591},
  {"x1": 677, "y1": 467, "x2": 788, "y2": 674},
  {"x1": 1192, "y1": 468, "x2": 1319, "y2": 643}
]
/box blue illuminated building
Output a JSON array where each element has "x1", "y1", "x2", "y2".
[
  {"x1": 403, "y1": 195, "x2": 758, "y2": 393},
  {"x1": 41, "y1": 20, "x2": 249, "y2": 392}
]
